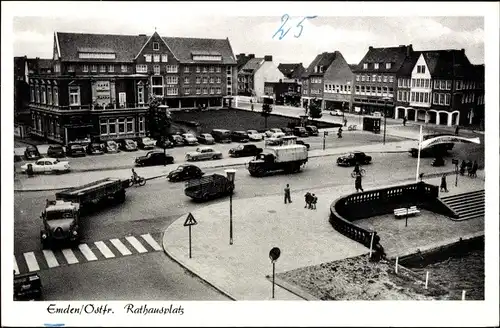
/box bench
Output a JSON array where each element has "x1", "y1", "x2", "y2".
[{"x1": 394, "y1": 206, "x2": 420, "y2": 218}]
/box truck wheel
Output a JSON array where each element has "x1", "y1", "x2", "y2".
[{"x1": 115, "y1": 190, "x2": 126, "y2": 203}]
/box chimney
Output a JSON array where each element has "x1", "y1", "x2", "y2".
[
  {"x1": 461, "y1": 48, "x2": 465, "y2": 54},
  {"x1": 264, "y1": 55, "x2": 273, "y2": 62},
  {"x1": 249, "y1": 54, "x2": 255, "y2": 59},
  {"x1": 369, "y1": 46, "x2": 373, "y2": 50},
  {"x1": 407, "y1": 44, "x2": 413, "y2": 57}
]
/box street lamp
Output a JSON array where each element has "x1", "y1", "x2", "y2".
[
  {"x1": 382, "y1": 96, "x2": 391, "y2": 145},
  {"x1": 225, "y1": 169, "x2": 236, "y2": 245}
]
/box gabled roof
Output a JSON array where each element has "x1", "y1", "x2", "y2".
[
  {"x1": 398, "y1": 51, "x2": 421, "y2": 76},
  {"x1": 38, "y1": 59, "x2": 53, "y2": 70},
  {"x1": 303, "y1": 52, "x2": 337, "y2": 77},
  {"x1": 162, "y1": 37, "x2": 236, "y2": 64},
  {"x1": 240, "y1": 58, "x2": 264, "y2": 72},
  {"x1": 420, "y1": 49, "x2": 472, "y2": 78},
  {"x1": 278, "y1": 63, "x2": 305, "y2": 79},
  {"x1": 354, "y1": 45, "x2": 412, "y2": 73}
]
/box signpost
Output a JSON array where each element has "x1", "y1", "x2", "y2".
[
  {"x1": 184, "y1": 213, "x2": 198, "y2": 258},
  {"x1": 452, "y1": 159, "x2": 459, "y2": 187},
  {"x1": 323, "y1": 131, "x2": 328, "y2": 150},
  {"x1": 269, "y1": 247, "x2": 281, "y2": 299}
]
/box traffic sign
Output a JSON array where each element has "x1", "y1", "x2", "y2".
[
  {"x1": 184, "y1": 213, "x2": 198, "y2": 226},
  {"x1": 269, "y1": 247, "x2": 281, "y2": 262}
]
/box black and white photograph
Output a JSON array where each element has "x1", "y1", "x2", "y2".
[{"x1": 2, "y1": 1, "x2": 499, "y2": 327}]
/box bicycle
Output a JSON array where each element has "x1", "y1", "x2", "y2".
[
  {"x1": 129, "y1": 175, "x2": 146, "y2": 187},
  {"x1": 351, "y1": 168, "x2": 366, "y2": 178}
]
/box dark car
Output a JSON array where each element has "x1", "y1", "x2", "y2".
[
  {"x1": 282, "y1": 127, "x2": 294, "y2": 136},
  {"x1": 296, "y1": 140, "x2": 310, "y2": 150},
  {"x1": 156, "y1": 138, "x2": 174, "y2": 149},
  {"x1": 47, "y1": 145, "x2": 65, "y2": 158},
  {"x1": 66, "y1": 144, "x2": 86, "y2": 157},
  {"x1": 24, "y1": 145, "x2": 41, "y2": 160},
  {"x1": 167, "y1": 164, "x2": 204, "y2": 182},
  {"x1": 305, "y1": 125, "x2": 319, "y2": 136},
  {"x1": 337, "y1": 151, "x2": 372, "y2": 167},
  {"x1": 170, "y1": 134, "x2": 186, "y2": 147},
  {"x1": 293, "y1": 126, "x2": 309, "y2": 137},
  {"x1": 231, "y1": 131, "x2": 250, "y2": 143},
  {"x1": 197, "y1": 133, "x2": 215, "y2": 145},
  {"x1": 135, "y1": 150, "x2": 174, "y2": 167},
  {"x1": 86, "y1": 143, "x2": 104, "y2": 155},
  {"x1": 229, "y1": 144, "x2": 263, "y2": 158}
]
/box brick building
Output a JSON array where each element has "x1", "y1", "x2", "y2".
[
  {"x1": 28, "y1": 31, "x2": 237, "y2": 145},
  {"x1": 322, "y1": 51, "x2": 355, "y2": 112},
  {"x1": 301, "y1": 52, "x2": 337, "y2": 108}
]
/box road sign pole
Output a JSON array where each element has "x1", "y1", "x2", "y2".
[
  {"x1": 189, "y1": 225, "x2": 192, "y2": 259},
  {"x1": 272, "y1": 261, "x2": 275, "y2": 299},
  {"x1": 323, "y1": 132, "x2": 326, "y2": 150}
]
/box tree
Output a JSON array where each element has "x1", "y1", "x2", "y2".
[
  {"x1": 147, "y1": 96, "x2": 172, "y2": 165},
  {"x1": 261, "y1": 101, "x2": 273, "y2": 129},
  {"x1": 308, "y1": 98, "x2": 322, "y2": 119}
]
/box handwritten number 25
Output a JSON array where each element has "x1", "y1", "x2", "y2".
[
  {"x1": 295, "y1": 16, "x2": 317, "y2": 38},
  {"x1": 273, "y1": 14, "x2": 291, "y2": 40}
]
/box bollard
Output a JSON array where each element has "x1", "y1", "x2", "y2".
[
  {"x1": 395, "y1": 257, "x2": 399, "y2": 274},
  {"x1": 425, "y1": 271, "x2": 429, "y2": 289},
  {"x1": 462, "y1": 290, "x2": 466, "y2": 300}
]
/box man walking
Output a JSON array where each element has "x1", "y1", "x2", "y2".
[
  {"x1": 284, "y1": 184, "x2": 292, "y2": 204},
  {"x1": 355, "y1": 174, "x2": 364, "y2": 192},
  {"x1": 304, "y1": 192, "x2": 311, "y2": 208},
  {"x1": 440, "y1": 174, "x2": 449, "y2": 192},
  {"x1": 403, "y1": 116, "x2": 407, "y2": 126}
]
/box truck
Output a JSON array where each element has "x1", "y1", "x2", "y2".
[
  {"x1": 40, "y1": 178, "x2": 127, "y2": 247},
  {"x1": 184, "y1": 174, "x2": 234, "y2": 201},
  {"x1": 247, "y1": 137, "x2": 308, "y2": 177}
]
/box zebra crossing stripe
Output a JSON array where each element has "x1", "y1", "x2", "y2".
[
  {"x1": 141, "y1": 234, "x2": 162, "y2": 251},
  {"x1": 24, "y1": 252, "x2": 40, "y2": 272},
  {"x1": 61, "y1": 249, "x2": 79, "y2": 264},
  {"x1": 126, "y1": 236, "x2": 147, "y2": 253},
  {"x1": 110, "y1": 239, "x2": 132, "y2": 256},
  {"x1": 78, "y1": 244, "x2": 97, "y2": 261},
  {"x1": 95, "y1": 241, "x2": 115, "y2": 258},
  {"x1": 14, "y1": 256, "x2": 20, "y2": 275},
  {"x1": 42, "y1": 250, "x2": 59, "y2": 268}
]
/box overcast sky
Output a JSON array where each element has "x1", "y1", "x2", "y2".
[{"x1": 8, "y1": 4, "x2": 487, "y2": 67}]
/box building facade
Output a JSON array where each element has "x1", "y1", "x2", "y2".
[
  {"x1": 322, "y1": 51, "x2": 354, "y2": 112},
  {"x1": 301, "y1": 52, "x2": 337, "y2": 108},
  {"x1": 237, "y1": 55, "x2": 284, "y2": 99},
  {"x1": 28, "y1": 31, "x2": 237, "y2": 145},
  {"x1": 263, "y1": 80, "x2": 302, "y2": 106}
]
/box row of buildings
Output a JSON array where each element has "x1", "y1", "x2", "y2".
[{"x1": 16, "y1": 31, "x2": 484, "y2": 145}]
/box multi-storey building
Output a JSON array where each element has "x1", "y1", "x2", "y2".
[
  {"x1": 322, "y1": 51, "x2": 354, "y2": 112},
  {"x1": 237, "y1": 55, "x2": 284, "y2": 99},
  {"x1": 277, "y1": 63, "x2": 305, "y2": 83},
  {"x1": 352, "y1": 45, "x2": 414, "y2": 117},
  {"x1": 28, "y1": 31, "x2": 237, "y2": 145},
  {"x1": 301, "y1": 52, "x2": 337, "y2": 108},
  {"x1": 264, "y1": 80, "x2": 302, "y2": 105}
]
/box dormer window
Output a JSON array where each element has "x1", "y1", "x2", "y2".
[
  {"x1": 386, "y1": 63, "x2": 392, "y2": 69},
  {"x1": 374, "y1": 63, "x2": 379, "y2": 69},
  {"x1": 363, "y1": 63, "x2": 368, "y2": 69},
  {"x1": 153, "y1": 42, "x2": 159, "y2": 51}
]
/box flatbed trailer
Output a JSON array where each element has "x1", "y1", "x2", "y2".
[{"x1": 184, "y1": 174, "x2": 234, "y2": 201}]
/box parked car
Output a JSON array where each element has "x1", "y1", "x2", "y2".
[
  {"x1": 281, "y1": 127, "x2": 294, "y2": 136},
  {"x1": 156, "y1": 138, "x2": 174, "y2": 149},
  {"x1": 265, "y1": 133, "x2": 286, "y2": 146},
  {"x1": 170, "y1": 134, "x2": 186, "y2": 147},
  {"x1": 186, "y1": 147, "x2": 223, "y2": 161},
  {"x1": 231, "y1": 131, "x2": 250, "y2": 143},
  {"x1": 197, "y1": 133, "x2": 215, "y2": 145},
  {"x1": 265, "y1": 128, "x2": 283, "y2": 138},
  {"x1": 372, "y1": 111, "x2": 383, "y2": 118},
  {"x1": 86, "y1": 143, "x2": 105, "y2": 155},
  {"x1": 21, "y1": 158, "x2": 70, "y2": 174},
  {"x1": 293, "y1": 126, "x2": 309, "y2": 137},
  {"x1": 296, "y1": 140, "x2": 310, "y2": 150},
  {"x1": 181, "y1": 133, "x2": 199, "y2": 146},
  {"x1": 337, "y1": 151, "x2": 372, "y2": 167},
  {"x1": 135, "y1": 150, "x2": 174, "y2": 167},
  {"x1": 136, "y1": 137, "x2": 157, "y2": 150},
  {"x1": 330, "y1": 109, "x2": 343, "y2": 116},
  {"x1": 167, "y1": 164, "x2": 205, "y2": 182},
  {"x1": 305, "y1": 125, "x2": 319, "y2": 136},
  {"x1": 46, "y1": 145, "x2": 65, "y2": 158},
  {"x1": 229, "y1": 144, "x2": 263, "y2": 158},
  {"x1": 24, "y1": 145, "x2": 41, "y2": 160},
  {"x1": 211, "y1": 129, "x2": 232, "y2": 143},
  {"x1": 120, "y1": 139, "x2": 138, "y2": 151},
  {"x1": 247, "y1": 130, "x2": 264, "y2": 141},
  {"x1": 104, "y1": 140, "x2": 120, "y2": 153},
  {"x1": 66, "y1": 144, "x2": 86, "y2": 157}
]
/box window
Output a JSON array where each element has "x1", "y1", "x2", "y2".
[
  {"x1": 184, "y1": 66, "x2": 190, "y2": 73},
  {"x1": 139, "y1": 117, "x2": 145, "y2": 132},
  {"x1": 386, "y1": 63, "x2": 392, "y2": 69},
  {"x1": 374, "y1": 63, "x2": 379, "y2": 69},
  {"x1": 439, "y1": 94, "x2": 444, "y2": 105},
  {"x1": 378, "y1": 76, "x2": 382, "y2": 83},
  {"x1": 397, "y1": 91, "x2": 402, "y2": 101},
  {"x1": 30, "y1": 87, "x2": 35, "y2": 102},
  {"x1": 366, "y1": 76, "x2": 370, "y2": 82},
  {"x1": 184, "y1": 88, "x2": 190, "y2": 95},
  {"x1": 184, "y1": 77, "x2": 190, "y2": 84},
  {"x1": 403, "y1": 91, "x2": 408, "y2": 102},
  {"x1": 372, "y1": 74, "x2": 377, "y2": 81},
  {"x1": 203, "y1": 77, "x2": 208, "y2": 84},
  {"x1": 126, "y1": 118, "x2": 134, "y2": 133},
  {"x1": 196, "y1": 88, "x2": 201, "y2": 95},
  {"x1": 145, "y1": 54, "x2": 152, "y2": 62},
  {"x1": 54, "y1": 63, "x2": 60, "y2": 73},
  {"x1": 154, "y1": 65, "x2": 161, "y2": 75},
  {"x1": 166, "y1": 76, "x2": 178, "y2": 84},
  {"x1": 424, "y1": 93, "x2": 429, "y2": 103},
  {"x1": 153, "y1": 54, "x2": 160, "y2": 62},
  {"x1": 444, "y1": 94, "x2": 450, "y2": 105},
  {"x1": 91, "y1": 65, "x2": 97, "y2": 72},
  {"x1": 216, "y1": 87, "x2": 221, "y2": 94},
  {"x1": 108, "y1": 65, "x2": 114, "y2": 72},
  {"x1": 121, "y1": 64, "x2": 128, "y2": 72},
  {"x1": 53, "y1": 87, "x2": 59, "y2": 105},
  {"x1": 196, "y1": 66, "x2": 200, "y2": 73},
  {"x1": 383, "y1": 76, "x2": 387, "y2": 83},
  {"x1": 203, "y1": 88, "x2": 208, "y2": 95},
  {"x1": 47, "y1": 87, "x2": 52, "y2": 105},
  {"x1": 363, "y1": 63, "x2": 368, "y2": 69},
  {"x1": 416, "y1": 79, "x2": 420, "y2": 88},
  {"x1": 35, "y1": 85, "x2": 40, "y2": 103},
  {"x1": 166, "y1": 65, "x2": 178, "y2": 73},
  {"x1": 98, "y1": 65, "x2": 105, "y2": 73},
  {"x1": 137, "y1": 85, "x2": 144, "y2": 104},
  {"x1": 153, "y1": 42, "x2": 159, "y2": 51},
  {"x1": 216, "y1": 67, "x2": 221, "y2": 73},
  {"x1": 424, "y1": 79, "x2": 429, "y2": 88},
  {"x1": 389, "y1": 76, "x2": 394, "y2": 83},
  {"x1": 136, "y1": 64, "x2": 147, "y2": 73},
  {"x1": 209, "y1": 66, "x2": 214, "y2": 73},
  {"x1": 100, "y1": 119, "x2": 108, "y2": 135},
  {"x1": 433, "y1": 93, "x2": 438, "y2": 104},
  {"x1": 216, "y1": 77, "x2": 221, "y2": 84},
  {"x1": 69, "y1": 86, "x2": 80, "y2": 106},
  {"x1": 118, "y1": 118, "x2": 125, "y2": 133},
  {"x1": 446, "y1": 80, "x2": 451, "y2": 90},
  {"x1": 83, "y1": 65, "x2": 89, "y2": 72},
  {"x1": 209, "y1": 77, "x2": 214, "y2": 84},
  {"x1": 196, "y1": 77, "x2": 201, "y2": 84},
  {"x1": 203, "y1": 67, "x2": 208, "y2": 73},
  {"x1": 419, "y1": 93, "x2": 424, "y2": 102},
  {"x1": 151, "y1": 76, "x2": 164, "y2": 97},
  {"x1": 108, "y1": 119, "x2": 116, "y2": 134},
  {"x1": 41, "y1": 86, "x2": 46, "y2": 104},
  {"x1": 361, "y1": 75, "x2": 366, "y2": 82},
  {"x1": 411, "y1": 92, "x2": 415, "y2": 102},
  {"x1": 210, "y1": 87, "x2": 215, "y2": 95}
]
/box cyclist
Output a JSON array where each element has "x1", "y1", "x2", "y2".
[{"x1": 131, "y1": 168, "x2": 139, "y2": 183}]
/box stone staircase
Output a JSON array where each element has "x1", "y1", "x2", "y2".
[{"x1": 440, "y1": 190, "x2": 485, "y2": 221}]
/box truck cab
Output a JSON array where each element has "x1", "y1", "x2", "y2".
[{"x1": 40, "y1": 199, "x2": 80, "y2": 248}]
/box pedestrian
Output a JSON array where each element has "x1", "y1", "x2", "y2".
[
  {"x1": 355, "y1": 174, "x2": 364, "y2": 192},
  {"x1": 440, "y1": 174, "x2": 449, "y2": 192},
  {"x1": 304, "y1": 192, "x2": 311, "y2": 208},
  {"x1": 344, "y1": 117, "x2": 348, "y2": 127},
  {"x1": 455, "y1": 125, "x2": 460, "y2": 136},
  {"x1": 311, "y1": 194, "x2": 318, "y2": 210},
  {"x1": 467, "y1": 160, "x2": 473, "y2": 177},
  {"x1": 471, "y1": 160, "x2": 478, "y2": 178},
  {"x1": 284, "y1": 184, "x2": 292, "y2": 204},
  {"x1": 403, "y1": 116, "x2": 407, "y2": 126},
  {"x1": 250, "y1": 99, "x2": 254, "y2": 111},
  {"x1": 460, "y1": 160, "x2": 467, "y2": 176}
]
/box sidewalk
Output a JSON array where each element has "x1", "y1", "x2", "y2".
[
  {"x1": 162, "y1": 173, "x2": 485, "y2": 300},
  {"x1": 14, "y1": 139, "x2": 419, "y2": 192}
]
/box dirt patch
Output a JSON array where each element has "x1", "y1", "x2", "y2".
[{"x1": 277, "y1": 254, "x2": 450, "y2": 300}]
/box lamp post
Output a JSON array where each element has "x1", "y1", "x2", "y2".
[
  {"x1": 225, "y1": 169, "x2": 236, "y2": 245},
  {"x1": 382, "y1": 96, "x2": 391, "y2": 145}
]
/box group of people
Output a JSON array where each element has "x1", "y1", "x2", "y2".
[
  {"x1": 304, "y1": 192, "x2": 318, "y2": 210},
  {"x1": 459, "y1": 160, "x2": 479, "y2": 178}
]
